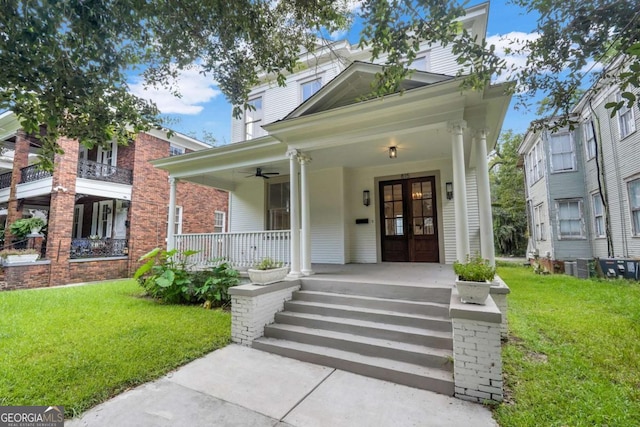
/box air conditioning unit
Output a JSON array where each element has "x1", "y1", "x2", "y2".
[
  {"x1": 564, "y1": 261, "x2": 577, "y2": 277},
  {"x1": 576, "y1": 258, "x2": 592, "y2": 279}
]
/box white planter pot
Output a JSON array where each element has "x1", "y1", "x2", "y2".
[
  {"x1": 455, "y1": 277, "x2": 492, "y2": 305},
  {"x1": 3, "y1": 254, "x2": 40, "y2": 265},
  {"x1": 247, "y1": 267, "x2": 289, "y2": 285}
]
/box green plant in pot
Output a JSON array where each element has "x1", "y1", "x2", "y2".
[
  {"x1": 247, "y1": 257, "x2": 288, "y2": 285},
  {"x1": 453, "y1": 253, "x2": 496, "y2": 305},
  {"x1": 9, "y1": 217, "x2": 46, "y2": 239}
]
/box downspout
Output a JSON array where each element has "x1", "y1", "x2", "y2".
[{"x1": 588, "y1": 100, "x2": 614, "y2": 257}]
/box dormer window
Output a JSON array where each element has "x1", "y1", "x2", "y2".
[
  {"x1": 169, "y1": 145, "x2": 185, "y2": 156},
  {"x1": 301, "y1": 78, "x2": 322, "y2": 102}
]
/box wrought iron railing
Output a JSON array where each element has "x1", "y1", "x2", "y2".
[
  {"x1": 0, "y1": 172, "x2": 12, "y2": 189},
  {"x1": 77, "y1": 159, "x2": 133, "y2": 185},
  {"x1": 20, "y1": 164, "x2": 52, "y2": 183},
  {"x1": 173, "y1": 230, "x2": 291, "y2": 269},
  {"x1": 70, "y1": 238, "x2": 128, "y2": 259}
]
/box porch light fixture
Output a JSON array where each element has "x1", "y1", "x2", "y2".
[
  {"x1": 363, "y1": 190, "x2": 371, "y2": 206},
  {"x1": 388, "y1": 146, "x2": 397, "y2": 159},
  {"x1": 446, "y1": 182, "x2": 453, "y2": 200}
]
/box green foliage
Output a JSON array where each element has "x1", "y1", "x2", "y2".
[
  {"x1": 8, "y1": 217, "x2": 46, "y2": 240},
  {"x1": 254, "y1": 257, "x2": 283, "y2": 271},
  {"x1": 0, "y1": 248, "x2": 39, "y2": 258},
  {"x1": 490, "y1": 131, "x2": 527, "y2": 256},
  {"x1": 453, "y1": 253, "x2": 496, "y2": 282},
  {"x1": 493, "y1": 265, "x2": 640, "y2": 426},
  {"x1": 134, "y1": 248, "x2": 240, "y2": 307},
  {"x1": 0, "y1": 279, "x2": 230, "y2": 416}
]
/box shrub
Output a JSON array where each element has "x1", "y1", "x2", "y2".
[
  {"x1": 453, "y1": 253, "x2": 496, "y2": 282},
  {"x1": 9, "y1": 217, "x2": 46, "y2": 239},
  {"x1": 253, "y1": 257, "x2": 283, "y2": 270},
  {"x1": 192, "y1": 263, "x2": 240, "y2": 308}
]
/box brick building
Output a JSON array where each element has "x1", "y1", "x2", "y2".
[{"x1": 0, "y1": 111, "x2": 228, "y2": 290}]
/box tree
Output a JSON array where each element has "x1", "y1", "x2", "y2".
[
  {"x1": 490, "y1": 130, "x2": 527, "y2": 256},
  {"x1": 1, "y1": 1, "x2": 638, "y2": 168}
]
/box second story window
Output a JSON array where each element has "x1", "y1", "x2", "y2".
[
  {"x1": 169, "y1": 145, "x2": 185, "y2": 156},
  {"x1": 301, "y1": 78, "x2": 322, "y2": 102},
  {"x1": 549, "y1": 132, "x2": 575, "y2": 173},
  {"x1": 526, "y1": 140, "x2": 544, "y2": 185},
  {"x1": 584, "y1": 119, "x2": 596, "y2": 160},
  {"x1": 617, "y1": 93, "x2": 636, "y2": 139},
  {"x1": 245, "y1": 97, "x2": 264, "y2": 140}
]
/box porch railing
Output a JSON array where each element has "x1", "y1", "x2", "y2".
[
  {"x1": 0, "y1": 172, "x2": 12, "y2": 189},
  {"x1": 20, "y1": 164, "x2": 52, "y2": 183},
  {"x1": 174, "y1": 231, "x2": 291, "y2": 269},
  {"x1": 77, "y1": 159, "x2": 133, "y2": 185},
  {"x1": 70, "y1": 238, "x2": 128, "y2": 259}
]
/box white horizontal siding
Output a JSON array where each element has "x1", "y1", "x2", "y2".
[
  {"x1": 309, "y1": 168, "x2": 346, "y2": 264},
  {"x1": 229, "y1": 180, "x2": 265, "y2": 232}
]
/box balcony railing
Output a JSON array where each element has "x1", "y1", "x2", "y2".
[
  {"x1": 70, "y1": 238, "x2": 128, "y2": 259},
  {"x1": 174, "y1": 231, "x2": 291, "y2": 269},
  {"x1": 77, "y1": 159, "x2": 133, "y2": 185},
  {"x1": 20, "y1": 164, "x2": 52, "y2": 184},
  {"x1": 0, "y1": 172, "x2": 12, "y2": 189}
]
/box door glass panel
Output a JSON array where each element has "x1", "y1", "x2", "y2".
[
  {"x1": 393, "y1": 201, "x2": 403, "y2": 217},
  {"x1": 384, "y1": 186, "x2": 393, "y2": 202},
  {"x1": 424, "y1": 217, "x2": 434, "y2": 235},
  {"x1": 413, "y1": 218, "x2": 424, "y2": 235},
  {"x1": 384, "y1": 202, "x2": 393, "y2": 218},
  {"x1": 393, "y1": 184, "x2": 402, "y2": 199},
  {"x1": 423, "y1": 181, "x2": 432, "y2": 199},
  {"x1": 422, "y1": 199, "x2": 432, "y2": 216},
  {"x1": 385, "y1": 219, "x2": 396, "y2": 236},
  {"x1": 411, "y1": 182, "x2": 422, "y2": 199},
  {"x1": 412, "y1": 198, "x2": 422, "y2": 218},
  {"x1": 383, "y1": 184, "x2": 404, "y2": 236}
]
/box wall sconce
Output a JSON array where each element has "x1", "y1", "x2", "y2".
[
  {"x1": 446, "y1": 182, "x2": 453, "y2": 200},
  {"x1": 388, "y1": 146, "x2": 397, "y2": 159},
  {"x1": 363, "y1": 190, "x2": 371, "y2": 206},
  {"x1": 121, "y1": 200, "x2": 131, "y2": 209}
]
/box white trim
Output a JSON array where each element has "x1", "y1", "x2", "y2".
[
  {"x1": 73, "y1": 205, "x2": 84, "y2": 238},
  {"x1": 214, "y1": 210, "x2": 226, "y2": 233},
  {"x1": 617, "y1": 92, "x2": 636, "y2": 139},
  {"x1": 555, "y1": 198, "x2": 585, "y2": 240},
  {"x1": 549, "y1": 131, "x2": 576, "y2": 173}
]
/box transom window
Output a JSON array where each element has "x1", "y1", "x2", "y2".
[
  {"x1": 592, "y1": 193, "x2": 605, "y2": 237},
  {"x1": 584, "y1": 119, "x2": 596, "y2": 160},
  {"x1": 267, "y1": 181, "x2": 290, "y2": 230},
  {"x1": 301, "y1": 78, "x2": 322, "y2": 102},
  {"x1": 617, "y1": 93, "x2": 636, "y2": 139},
  {"x1": 549, "y1": 132, "x2": 575, "y2": 172},
  {"x1": 628, "y1": 178, "x2": 640, "y2": 236},
  {"x1": 556, "y1": 199, "x2": 584, "y2": 239},
  {"x1": 245, "y1": 97, "x2": 264, "y2": 140}
]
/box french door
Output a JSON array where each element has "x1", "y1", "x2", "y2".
[{"x1": 380, "y1": 176, "x2": 439, "y2": 262}]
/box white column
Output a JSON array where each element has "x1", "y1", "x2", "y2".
[
  {"x1": 287, "y1": 149, "x2": 302, "y2": 278},
  {"x1": 475, "y1": 129, "x2": 496, "y2": 266},
  {"x1": 167, "y1": 176, "x2": 177, "y2": 251},
  {"x1": 449, "y1": 120, "x2": 470, "y2": 262},
  {"x1": 299, "y1": 154, "x2": 314, "y2": 275}
]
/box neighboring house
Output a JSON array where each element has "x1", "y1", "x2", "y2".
[
  {"x1": 0, "y1": 111, "x2": 229, "y2": 290},
  {"x1": 154, "y1": 3, "x2": 511, "y2": 272},
  {"x1": 519, "y1": 61, "x2": 640, "y2": 271}
]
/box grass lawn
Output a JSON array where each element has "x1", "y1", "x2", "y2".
[
  {"x1": 494, "y1": 264, "x2": 640, "y2": 426},
  {"x1": 0, "y1": 279, "x2": 230, "y2": 417}
]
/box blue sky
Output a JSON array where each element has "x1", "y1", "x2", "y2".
[{"x1": 130, "y1": 1, "x2": 541, "y2": 145}]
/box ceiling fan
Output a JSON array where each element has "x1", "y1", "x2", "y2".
[{"x1": 245, "y1": 167, "x2": 279, "y2": 179}]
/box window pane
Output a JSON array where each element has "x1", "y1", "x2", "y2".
[
  {"x1": 629, "y1": 180, "x2": 640, "y2": 208},
  {"x1": 413, "y1": 218, "x2": 424, "y2": 235},
  {"x1": 384, "y1": 202, "x2": 393, "y2": 219},
  {"x1": 412, "y1": 182, "x2": 421, "y2": 199},
  {"x1": 385, "y1": 219, "x2": 396, "y2": 236},
  {"x1": 393, "y1": 184, "x2": 403, "y2": 200},
  {"x1": 634, "y1": 211, "x2": 640, "y2": 235},
  {"x1": 423, "y1": 199, "x2": 432, "y2": 216},
  {"x1": 384, "y1": 185, "x2": 393, "y2": 202},
  {"x1": 301, "y1": 79, "x2": 322, "y2": 101},
  {"x1": 424, "y1": 217, "x2": 434, "y2": 235},
  {"x1": 412, "y1": 199, "x2": 422, "y2": 218},
  {"x1": 394, "y1": 201, "x2": 403, "y2": 218}
]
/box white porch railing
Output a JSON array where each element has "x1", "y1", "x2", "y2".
[{"x1": 173, "y1": 231, "x2": 291, "y2": 269}]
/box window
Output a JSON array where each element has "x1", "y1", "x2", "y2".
[
  {"x1": 556, "y1": 199, "x2": 584, "y2": 239},
  {"x1": 267, "y1": 182, "x2": 290, "y2": 230},
  {"x1": 549, "y1": 132, "x2": 575, "y2": 172},
  {"x1": 617, "y1": 93, "x2": 636, "y2": 139},
  {"x1": 168, "y1": 206, "x2": 182, "y2": 235},
  {"x1": 526, "y1": 140, "x2": 545, "y2": 185},
  {"x1": 411, "y1": 53, "x2": 430, "y2": 71},
  {"x1": 300, "y1": 78, "x2": 322, "y2": 102},
  {"x1": 591, "y1": 193, "x2": 605, "y2": 237},
  {"x1": 584, "y1": 119, "x2": 597, "y2": 160},
  {"x1": 72, "y1": 205, "x2": 84, "y2": 238},
  {"x1": 245, "y1": 97, "x2": 264, "y2": 140},
  {"x1": 534, "y1": 203, "x2": 546, "y2": 241},
  {"x1": 214, "y1": 211, "x2": 226, "y2": 233},
  {"x1": 169, "y1": 145, "x2": 185, "y2": 156},
  {"x1": 628, "y1": 178, "x2": 640, "y2": 235}
]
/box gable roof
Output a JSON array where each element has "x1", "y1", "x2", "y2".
[{"x1": 284, "y1": 61, "x2": 454, "y2": 119}]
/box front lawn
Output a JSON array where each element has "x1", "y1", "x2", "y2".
[
  {"x1": 494, "y1": 264, "x2": 640, "y2": 426},
  {"x1": 0, "y1": 280, "x2": 230, "y2": 417}
]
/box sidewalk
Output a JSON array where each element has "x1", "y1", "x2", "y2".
[{"x1": 66, "y1": 345, "x2": 497, "y2": 427}]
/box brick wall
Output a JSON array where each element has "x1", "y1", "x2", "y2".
[
  {"x1": 128, "y1": 133, "x2": 228, "y2": 274},
  {"x1": 230, "y1": 281, "x2": 300, "y2": 346},
  {"x1": 0, "y1": 262, "x2": 51, "y2": 290},
  {"x1": 69, "y1": 259, "x2": 129, "y2": 282},
  {"x1": 5, "y1": 132, "x2": 31, "y2": 242}
]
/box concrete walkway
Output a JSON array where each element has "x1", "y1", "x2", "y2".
[{"x1": 67, "y1": 345, "x2": 497, "y2": 427}]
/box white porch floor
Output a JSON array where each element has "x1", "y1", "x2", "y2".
[{"x1": 300, "y1": 263, "x2": 455, "y2": 288}]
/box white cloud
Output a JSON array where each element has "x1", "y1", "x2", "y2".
[
  {"x1": 130, "y1": 66, "x2": 221, "y2": 115},
  {"x1": 486, "y1": 31, "x2": 540, "y2": 83}
]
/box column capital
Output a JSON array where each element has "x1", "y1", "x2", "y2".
[
  {"x1": 286, "y1": 149, "x2": 299, "y2": 159},
  {"x1": 447, "y1": 120, "x2": 467, "y2": 134},
  {"x1": 297, "y1": 154, "x2": 311, "y2": 164},
  {"x1": 473, "y1": 128, "x2": 489, "y2": 139},
  {"x1": 168, "y1": 176, "x2": 177, "y2": 185}
]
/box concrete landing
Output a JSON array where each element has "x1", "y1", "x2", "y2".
[{"x1": 66, "y1": 345, "x2": 497, "y2": 427}]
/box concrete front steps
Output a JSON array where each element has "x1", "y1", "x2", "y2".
[{"x1": 252, "y1": 279, "x2": 454, "y2": 396}]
